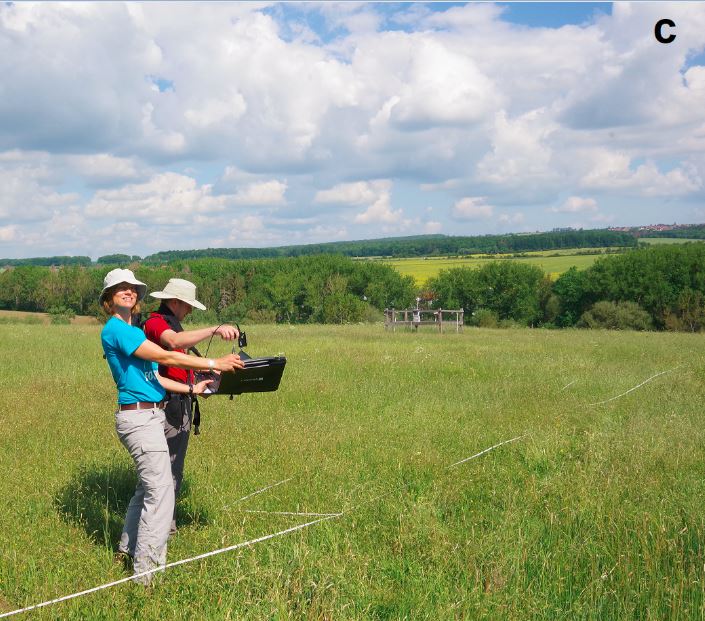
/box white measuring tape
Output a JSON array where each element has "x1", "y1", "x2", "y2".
[
  {"x1": 231, "y1": 478, "x2": 292, "y2": 504},
  {"x1": 447, "y1": 435, "x2": 525, "y2": 468},
  {"x1": 587, "y1": 366, "x2": 679, "y2": 406},
  {"x1": 0, "y1": 436, "x2": 524, "y2": 618},
  {"x1": 242, "y1": 510, "x2": 341, "y2": 518},
  {"x1": 0, "y1": 514, "x2": 339, "y2": 619}
]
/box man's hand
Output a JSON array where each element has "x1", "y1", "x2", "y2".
[
  {"x1": 213, "y1": 324, "x2": 240, "y2": 341},
  {"x1": 215, "y1": 353, "x2": 246, "y2": 372}
]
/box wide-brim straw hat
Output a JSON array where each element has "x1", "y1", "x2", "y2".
[
  {"x1": 150, "y1": 278, "x2": 207, "y2": 310},
  {"x1": 100, "y1": 268, "x2": 147, "y2": 302}
]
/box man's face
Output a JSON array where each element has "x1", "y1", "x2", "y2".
[{"x1": 171, "y1": 299, "x2": 193, "y2": 321}]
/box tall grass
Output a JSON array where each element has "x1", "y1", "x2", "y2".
[{"x1": 0, "y1": 324, "x2": 704, "y2": 619}]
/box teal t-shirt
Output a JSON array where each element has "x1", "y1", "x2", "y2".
[{"x1": 101, "y1": 317, "x2": 165, "y2": 405}]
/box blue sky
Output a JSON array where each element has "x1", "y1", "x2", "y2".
[
  {"x1": 0, "y1": 2, "x2": 704, "y2": 259},
  {"x1": 500, "y1": 2, "x2": 611, "y2": 27}
]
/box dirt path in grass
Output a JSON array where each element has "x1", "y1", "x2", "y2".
[{"x1": 0, "y1": 309, "x2": 98, "y2": 325}]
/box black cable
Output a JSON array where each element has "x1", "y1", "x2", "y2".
[{"x1": 203, "y1": 323, "x2": 226, "y2": 358}]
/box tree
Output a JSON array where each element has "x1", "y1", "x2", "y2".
[
  {"x1": 552, "y1": 267, "x2": 591, "y2": 326},
  {"x1": 429, "y1": 262, "x2": 545, "y2": 326},
  {"x1": 317, "y1": 274, "x2": 366, "y2": 323},
  {"x1": 578, "y1": 301, "x2": 653, "y2": 331},
  {"x1": 664, "y1": 288, "x2": 705, "y2": 332}
]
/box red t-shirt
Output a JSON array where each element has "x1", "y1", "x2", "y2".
[{"x1": 143, "y1": 313, "x2": 193, "y2": 385}]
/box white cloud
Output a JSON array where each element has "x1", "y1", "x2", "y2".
[
  {"x1": 589, "y1": 212, "x2": 615, "y2": 224},
  {"x1": 69, "y1": 154, "x2": 143, "y2": 186},
  {"x1": 0, "y1": 225, "x2": 17, "y2": 242},
  {"x1": 354, "y1": 188, "x2": 403, "y2": 225},
  {"x1": 315, "y1": 181, "x2": 384, "y2": 206},
  {"x1": 0, "y1": 161, "x2": 79, "y2": 222},
  {"x1": 233, "y1": 180, "x2": 287, "y2": 205},
  {"x1": 1, "y1": 207, "x2": 100, "y2": 257},
  {"x1": 184, "y1": 95, "x2": 247, "y2": 129},
  {"x1": 0, "y1": 3, "x2": 161, "y2": 153},
  {"x1": 476, "y1": 110, "x2": 557, "y2": 186},
  {"x1": 580, "y1": 151, "x2": 701, "y2": 197},
  {"x1": 419, "y1": 179, "x2": 461, "y2": 192},
  {"x1": 85, "y1": 172, "x2": 232, "y2": 224},
  {"x1": 684, "y1": 66, "x2": 705, "y2": 94},
  {"x1": 498, "y1": 212, "x2": 525, "y2": 226},
  {"x1": 226, "y1": 214, "x2": 283, "y2": 245},
  {"x1": 1, "y1": 3, "x2": 705, "y2": 257},
  {"x1": 308, "y1": 224, "x2": 348, "y2": 239},
  {"x1": 314, "y1": 179, "x2": 403, "y2": 225},
  {"x1": 386, "y1": 38, "x2": 501, "y2": 129},
  {"x1": 318, "y1": 3, "x2": 383, "y2": 36},
  {"x1": 423, "y1": 3, "x2": 506, "y2": 29},
  {"x1": 550, "y1": 196, "x2": 598, "y2": 214},
  {"x1": 451, "y1": 197, "x2": 494, "y2": 221}
]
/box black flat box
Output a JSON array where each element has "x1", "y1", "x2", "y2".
[{"x1": 199, "y1": 356, "x2": 286, "y2": 395}]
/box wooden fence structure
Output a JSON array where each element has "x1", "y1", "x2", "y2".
[{"x1": 384, "y1": 308, "x2": 464, "y2": 333}]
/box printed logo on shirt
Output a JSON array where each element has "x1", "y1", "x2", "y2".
[{"x1": 143, "y1": 360, "x2": 156, "y2": 383}]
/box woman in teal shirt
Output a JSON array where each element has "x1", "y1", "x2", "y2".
[{"x1": 100, "y1": 268, "x2": 244, "y2": 585}]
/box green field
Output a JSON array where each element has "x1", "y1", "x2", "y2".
[
  {"x1": 2, "y1": 323, "x2": 705, "y2": 619},
  {"x1": 381, "y1": 250, "x2": 617, "y2": 286},
  {"x1": 639, "y1": 238, "x2": 705, "y2": 245}
]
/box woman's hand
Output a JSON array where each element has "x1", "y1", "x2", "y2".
[{"x1": 215, "y1": 353, "x2": 245, "y2": 372}]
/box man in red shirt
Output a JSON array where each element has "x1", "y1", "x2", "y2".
[{"x1": 144, "y1": 278, "x2": 239, "y2": 535}]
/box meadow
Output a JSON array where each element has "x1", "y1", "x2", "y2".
[
  {"x1": 379, "y1": 250, "x2": 621, "y2": 285},
  {"x1": 639, "y1": 238, "x2": 704, "y2": 245},
  {"x1": 1, "y1": 322, "x2": 705, "y2": 619}
]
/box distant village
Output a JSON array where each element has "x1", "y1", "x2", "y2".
[
  {"x1": 551, "y1": 223, "x2": 702, "y2": 235},
  {"x1": 607, "y1": 223, "x2": 695, "y2": 234}
]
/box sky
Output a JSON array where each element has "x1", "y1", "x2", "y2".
[{"x1": 1, "y1": 1, "x2": 704, "y2": 260}]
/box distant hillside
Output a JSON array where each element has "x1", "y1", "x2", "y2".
[
  {"x1": 0, "y1": 229, "x2": 637, "y2": 267},
  {"x1": 143, "y1": 229, "x2": 636, "y2": 263}
]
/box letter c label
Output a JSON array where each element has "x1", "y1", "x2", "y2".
[{"x1": 655, "y1": 19, "x2": 676, "y2": 44}]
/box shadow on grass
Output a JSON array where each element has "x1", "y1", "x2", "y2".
[{"x1": 54, "y1": 459, "x2": 209, "y2": 551}]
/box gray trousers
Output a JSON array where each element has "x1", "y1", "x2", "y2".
[
  {"x1": 163, "y1": 394, "x2": 192, "y2": 532},
  {"x1": 115, "y1": 406, "x2": 174, "y2": 584}
]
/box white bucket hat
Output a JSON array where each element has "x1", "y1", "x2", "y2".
[
  {"x1": 100, "y1": 268, "x2": 147, "y2": 302},
  {"x1": 150, "y1": 278, "x2": 206, "y2": 311}
]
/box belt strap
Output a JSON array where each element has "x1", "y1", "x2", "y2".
[{"x1": 119, "y1": 401, "x2": 165, "y2": 411}]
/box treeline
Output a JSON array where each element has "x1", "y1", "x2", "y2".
[
  {"x1": 96, "y1": 254, "x2": 143, "y2": 264},
  {"x1": 3, "y1": 245, "x2": 704, "y2": 331},
  {"x1": 0, "y1": 256, "x2": 92, "y2": 267},
  {"x1": 0, "y1": 255, "x2": 416, "y2": 324},
  {"x1": 143, "y1": 230, "x2": 636, "y2": 262},
  {"x1": 0, "y1": 230, "x2": 638, "y2": 268},
  {"x1": 429, "y1": 243, "x2": 705, "y2": 331}
]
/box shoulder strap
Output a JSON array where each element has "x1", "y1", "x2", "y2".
[
  {"x1": 132, "y1": 312, "x2": 145, "y2": 331},
  {"x1": 152, "y1": 303, "x2": 203, "y2": 357}
]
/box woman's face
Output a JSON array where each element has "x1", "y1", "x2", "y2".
[{"x1": 111, "y1": 283, "x2": 138, "y2": 311}]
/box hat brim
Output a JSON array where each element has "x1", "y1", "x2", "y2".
[{"x1": 150, "y1": 291, "x2": 207, "y2": 311}]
